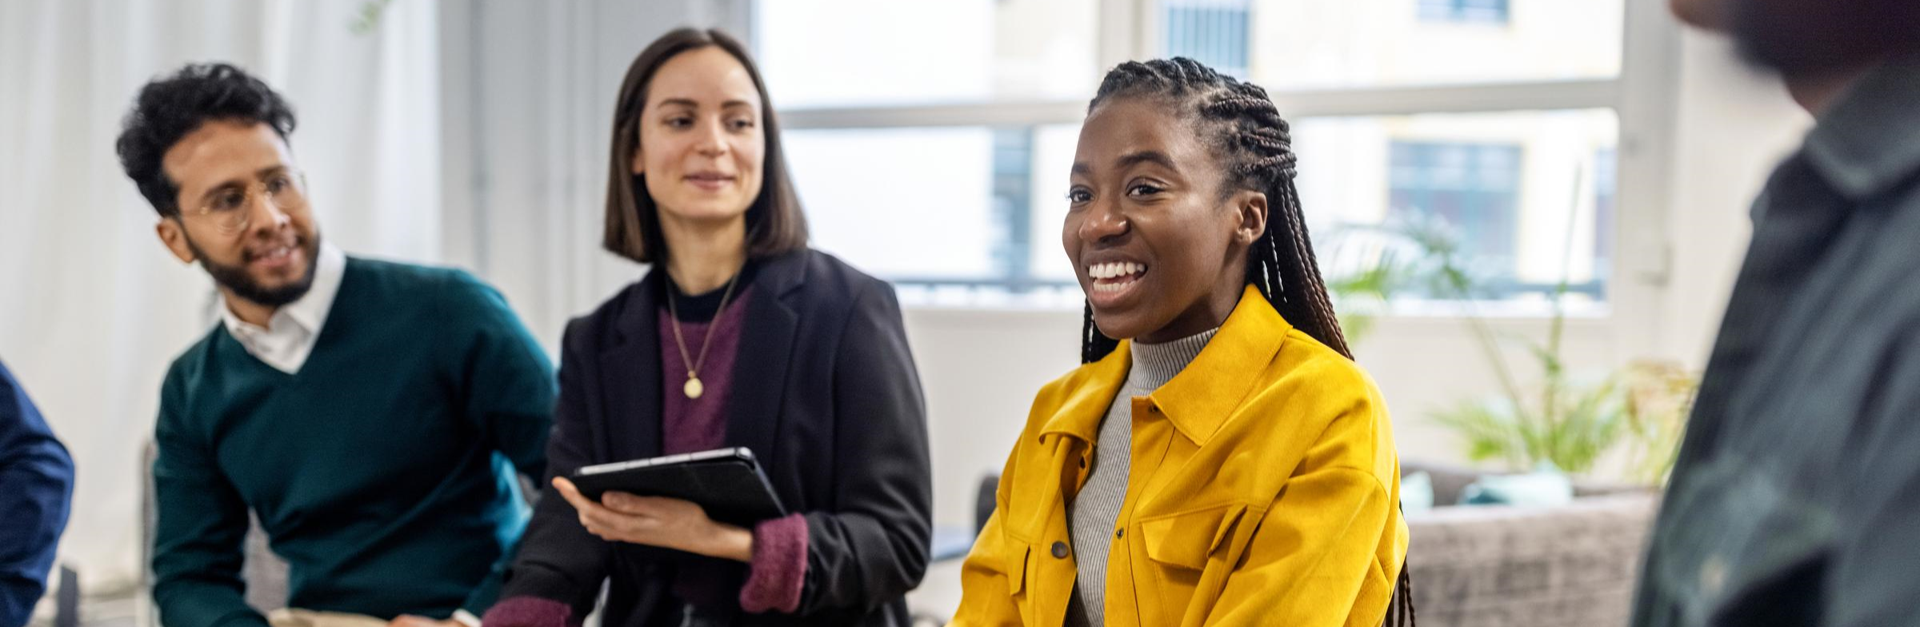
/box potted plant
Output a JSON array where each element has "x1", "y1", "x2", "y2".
[{"x1": 1326, "y1": 213, "x2": 1696, "y2": 485}]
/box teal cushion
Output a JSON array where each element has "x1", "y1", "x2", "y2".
[
  {"x1": 1460, "y1": 467, "x2": 1573, "y2": 507},
  {"x1": 1401, "y1": 471, "x2": 1434, "y2": 513}
]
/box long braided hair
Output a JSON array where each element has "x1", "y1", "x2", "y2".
[
  {"x1": 1079, "y1": 57, "x2": 1348, "y2": 364},
  {"x1": 1078, "y1": 58, "x2": 1415, "y2": 626}
]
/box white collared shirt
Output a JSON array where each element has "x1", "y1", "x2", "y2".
[{"x1": 219, "y1": 243, "x2": 347, "y2": 374}]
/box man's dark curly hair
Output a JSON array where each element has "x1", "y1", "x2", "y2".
[{"x1": 115, "y1": 62, "x2": 297, "y2": 217}]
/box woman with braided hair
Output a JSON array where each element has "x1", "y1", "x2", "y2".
[{"x1": 952, "y1": 57, "x2": 1410, "y2": 627}]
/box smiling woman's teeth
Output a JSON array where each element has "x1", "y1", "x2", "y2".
[{"x1": 1087, "y1": 262, "x2": 1146, "y2": 291}]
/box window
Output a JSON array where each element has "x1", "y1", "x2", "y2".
[
  {"x1": 759, "y1": 0, "x2": 1661, "y2": 311},
  {"x1": 757, "y1": 0, "x2": 1099, "y2": 108},
  {"x1": 1389, "y1": 141, "x2": 1524, "y2": 271},
  {"x1": 1594, "y1": 147, "x2": 1617, "y2": 286},
  {"x1": 1299, "y1": 110, "x2": 1617, "y2": 303},
  {"x1": 1164, "y1": 0, "x2": 1251, "y2": 79},
  {"x1": 781, "y1": 124, "x2": 1086, "y2": 306},
  {"x1": 1418, "y1": 0, "x2": 1510, "y2": 24},
  {"x1": 1246, "y1": 0, "x2": 1622, "y2": 90}
]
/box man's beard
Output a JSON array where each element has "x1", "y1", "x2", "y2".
[
  {"x1": 184, "y1": 232, "x2": 322, "y2": 308},
  {"x1": 1733, "y1": 0, "x2": 1920, "y2": 74}
]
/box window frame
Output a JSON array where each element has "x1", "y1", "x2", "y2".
[
  {"x1": 754, "y1": 0, "x2": 1683, "y2": 356},
  {"x1": 1416, "y1": 0, "x2": 1512, "y2": 24}
]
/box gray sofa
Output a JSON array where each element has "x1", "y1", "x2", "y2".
[{"x1": 1402, "y1": 461, "x2": 1660, "y2": 627}]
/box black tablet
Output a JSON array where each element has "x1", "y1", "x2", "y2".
[{"x1": 569, "y1": 447, "x2": 787, "y2": 527}]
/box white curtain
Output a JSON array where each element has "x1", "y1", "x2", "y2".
[{"x1": 0, "y1": 0, "x2": 441, "y2": 588}]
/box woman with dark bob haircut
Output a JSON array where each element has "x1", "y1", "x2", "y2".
[{"x1": 483, "y1": 28, "x2": 932, "y2": 627}]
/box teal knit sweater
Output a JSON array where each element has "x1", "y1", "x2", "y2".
[{"x1": 151, "y1": 258, "x2": 555, "y2": 627}]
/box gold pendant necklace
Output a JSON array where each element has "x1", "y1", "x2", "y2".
[{"x1": 665, "y1": 269, "x2": 741, "y2": 400}]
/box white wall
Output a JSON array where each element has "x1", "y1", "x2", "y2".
[
  {"x1": 1657, "y1": 32, "x2": 1811, "y2": 366},
  {"x1": 900, "y1": 308, "x2": 1081, "y2": 527},
  {"x1": 899, "y1": 306, "x2": 1628, "y2": 530}
]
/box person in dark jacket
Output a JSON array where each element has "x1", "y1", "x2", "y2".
[
  {"x1": 0, "y1": 358, "x2": 73, "y2": 627},
  {"x1": 1634, "y1": 0, "x2": 1920, "y2": 625},
  {"x1": 482, "y1": 28, "x2": 932, "y2": 627}
]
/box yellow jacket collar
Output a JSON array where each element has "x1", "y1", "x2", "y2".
[
  {"x1": 1040, "y1": 285, "x2": 1293, "y2": 446},
  {"x1": 1036, "y1": 342, "x2": 1129, "y2": 443}
]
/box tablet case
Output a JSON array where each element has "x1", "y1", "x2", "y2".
[{"x1": 569, "y1": 447, "x2": 788, "y2": 528}]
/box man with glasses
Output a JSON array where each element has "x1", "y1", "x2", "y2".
[{"x1": 116, "y1": 63, "x2": 555, "y2": 627}]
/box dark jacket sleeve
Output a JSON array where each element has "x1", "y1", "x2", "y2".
[
  {"x1": 0, "y1": 360, "x2": 73, "y2": 627},
  {"x1": 441, "y1": 272, "x2": 559, "y2": 614},
  {"x1": 1828, "y1": 330, "x2": 1920, "y2": 627},
  {"x1": 150, "y1": 371, "x2": 269, "y2": 627},
  {"x1": 794, "y1": 280, "x2": 933, "y2": 616},
  {"x1": 496, "y1": 318, "x2": 613, "y2": 616}
]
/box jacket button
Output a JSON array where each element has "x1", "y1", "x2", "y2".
[
  {"x1": 1115, "y1": 528, "x2": 1125, "y2": 539},
  {"x1": 1051, "y1": 541, "x2": 1069, "y2": 559}
]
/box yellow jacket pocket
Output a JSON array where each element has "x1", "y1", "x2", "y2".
[{"x1": 1142, "y1": 504, "x2": 1248, "y2": 570}]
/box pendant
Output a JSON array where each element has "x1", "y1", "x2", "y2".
[{"x1": 684, "y1": 376, "x2": 705, "y2": 399}]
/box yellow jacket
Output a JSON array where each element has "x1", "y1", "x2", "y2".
[{"x1": 952, "y1": 286, "x2": 1408, "y2": 627}]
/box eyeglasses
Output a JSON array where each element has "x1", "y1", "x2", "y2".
[{"x1": 186, "y1": 170, "x2": 308, "y2": 235}]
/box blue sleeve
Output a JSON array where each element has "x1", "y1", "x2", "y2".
[
  {"x1": 494, "y1": 318, "x2": 614, "y2": 615},
  {"x1": 0, "y1": 359, "x2": 74, "y2": 627},
  {"x1": 438, "y1": 271, "x2": 557, "y2": 615},
  {"x1": 441, "y1": 271, "x2": 554, "y2": 482}
]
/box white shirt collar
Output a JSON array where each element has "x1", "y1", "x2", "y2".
[{"x1": 219, "y1": 243, "x2": 347, "y2": 374}]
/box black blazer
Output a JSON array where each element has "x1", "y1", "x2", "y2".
[{"x1": 500, "y1": 250, "x2": 932, "y2": 626}]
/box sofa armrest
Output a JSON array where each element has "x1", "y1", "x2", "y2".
[{"x1": 1405, "y1": 493, "x2": 1659, "y2": 627}]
